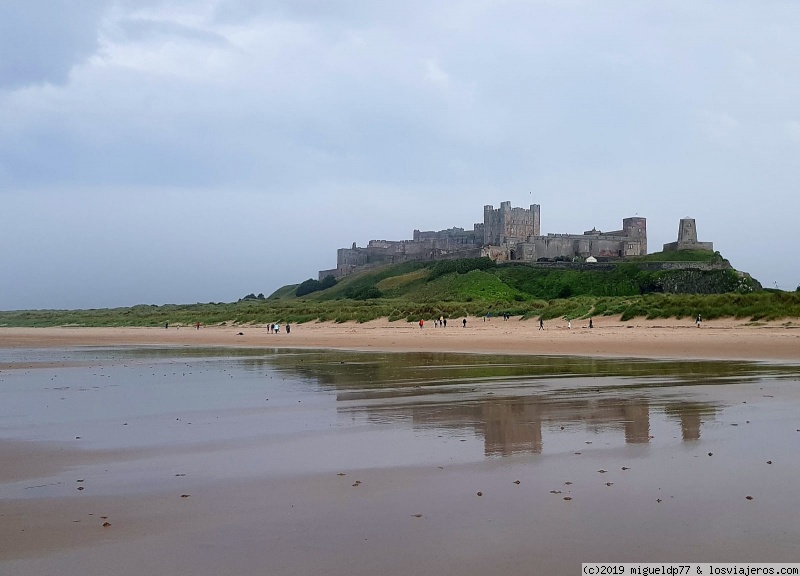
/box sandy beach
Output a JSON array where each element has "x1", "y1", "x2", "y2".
[
  {"x1": 1, "y1": 317, "x2": 799, "y2": 361},
  {"x1": 2, "y1": 321, "x2": 800, "y2": 575}
]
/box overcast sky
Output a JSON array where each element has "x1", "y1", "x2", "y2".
[{"x1": 2, "y1": 1, "x2": 799, "y2": 310}]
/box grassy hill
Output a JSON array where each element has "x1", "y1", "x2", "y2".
[
  {"x1": 275, "y1": 253, "x2": 757, "y2": 303},
  {"x1": 2, "y1": 253, "x2": 799, "y2": 327}
]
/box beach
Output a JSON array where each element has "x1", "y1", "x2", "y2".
[
  {"x1": 1, "y1": 317, "x2": 799, "y2": 361},
  {"x1": 1, "y1": 322, "x2": 799, "y2": 575}
]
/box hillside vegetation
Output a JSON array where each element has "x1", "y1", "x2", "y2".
[{"x1": 1, "y1": 253, "x2": 798, "y2": 327}]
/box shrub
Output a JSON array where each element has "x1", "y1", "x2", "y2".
[
  {"x1": 295, "y1": 279, "x2": 321, "y2": 297},
  {"x1": 344, "y1": 286, "x2": 383, "y2": 300}
]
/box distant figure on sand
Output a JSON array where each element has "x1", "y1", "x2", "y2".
[
  {"x1": 443, "y1": 318, "x2": 447, "y2": 328},
  {"x1": 419, "y1": 319, "x2": 424, "y2": 329},
  {"x1": 589, "y1": 318, "x2": 593, "y2": 329},
  {"x1": 462, "y1": 318, "x2": 467, "y2": 328},
  {"x1": 567, "y1": 320, "x2": 571, "y2": 330},
  {"x1": 286, "y1": 324, "x2": 291, "y2": 334},
  {"x1": 539, "y1": 318, "x2": 544, "y2": 330},
  {"x1": 165, "y1": 322, "x2": 169, "y2": 330},
  {"x1": 196, "y1": 322, "x2": 200, "y2": 330},
  {"x1": 696, "y1": 314, "x2": 702, "y2": 328}
]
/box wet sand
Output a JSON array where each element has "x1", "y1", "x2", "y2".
[
  {"x1": 1, "y1": 333, "x2": 800, "y2": 575},
  {"x1": 1, "y1": 316, "x2": 799, "y2": 361}
]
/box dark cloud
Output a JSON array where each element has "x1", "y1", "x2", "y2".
[{"x1": 0, "y1": 0, "x2": 107, "y2": 89}]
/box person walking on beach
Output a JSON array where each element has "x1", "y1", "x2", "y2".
[
  {"x1": 286, "y1": 324, "x2": 291, "y2": 334},
  {"x1": 196, "y1": 322, "x2": 200, "y2": 330},
  {"x1": 419, "y1": 319, "x2": 424, "y2": 329},
  {"x1": 165, "y1": 322, "x2": 169, "y2": 330},
  {"x1": 567, "y1": 320, "x2": 571, "y2": 330},
  {"x1": 696, "y1": 314, "x2": 702, "y2": 328},
  {"x1": 462, "y1": 318, "x2": 467, "y2": 328},
  {"x1": 589, "y1": 318, "x2": 593, "y2": 329},
  {"x1": 443, "y1": 318, "x2": 447, "y2": 328},
  {"x1": 539, "y1": 318, "x2": 544, "y2": 330}
]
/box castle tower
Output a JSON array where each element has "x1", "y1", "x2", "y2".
[
  {"x1": 622, "y1": 217, "x2": 647, "y2": 255},
  {"x1": 663, "y1": 217, "x2": 713, "y2": 252},
  {"x1": 677, "y1": 218, "x2": 698, "y2": 244},
  {"x1": 483, "y1": 202, "x2": 540, "y2": 246}
]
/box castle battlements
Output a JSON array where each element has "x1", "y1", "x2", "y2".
[{"x1": 319, "y1": 202, "x2": 701, "y2": 281}]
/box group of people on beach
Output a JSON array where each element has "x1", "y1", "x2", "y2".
[
  {"x1": 268, "y1": 323, "x2": 290, "y2": 334},
  {"x1": 537, "y1": 317, "x2": 593, "y2": 330},
  {"x1": 419, "y1": 316, "x2": 450, "y2": 328}
]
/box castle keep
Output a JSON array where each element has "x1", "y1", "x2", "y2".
[
  {"x1": 663, "y1": 217, "x2": 713, "y2": 252},
  {"x1": 319, "y1": 201, "x2": 658, "y2": 280}
]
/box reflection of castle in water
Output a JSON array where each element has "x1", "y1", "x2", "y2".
[
  {"x1": 245, "y1": 350, "x2": 732, "y2": 458},
  {"x1": 374, "y1": 397, "x2": 714, "y2": 457}
]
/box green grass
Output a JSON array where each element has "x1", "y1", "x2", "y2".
[
  {"x1": 3, "y1": 291, "x2": 799, "y2": 327},
  {"x1": 2, "y1": 256, "x2": 796, "y2": 327}
]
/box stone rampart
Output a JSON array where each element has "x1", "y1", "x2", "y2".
[
  {"x1": 525, "y1": 261, "x2": 731, "y2": 272},
  {"x1": 317, "y1": 201, "x2": 724, "y2": 281}
]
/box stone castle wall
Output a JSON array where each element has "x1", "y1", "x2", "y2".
[{"x1": 317, "y1": 201, "x2": 712, "y2": 281}]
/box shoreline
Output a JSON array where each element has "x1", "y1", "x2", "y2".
[{"x1": 1, "y1": 318, "x2": 799, "y2": 361}]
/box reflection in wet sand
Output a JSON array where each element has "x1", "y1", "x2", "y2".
[
  {"x1": 345, "y1": 394, "x2": 714, "y2": 455},
  {"x1": 256, "y1": 351, "x2": 737, "y2": 455},
  {"x1": 2, "y1": 347, "x2": 800, "y2": 575}
]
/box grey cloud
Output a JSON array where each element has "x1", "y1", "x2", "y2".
[
  {"x1": 212, "y1": 0, "x2": 388, "y2": 24},
  {"x1": 0, "y1": 0, "x2": 107, "y2": 90},
  {"x1": 116, "y1": 17, "x2": 231, "y2": 46}
]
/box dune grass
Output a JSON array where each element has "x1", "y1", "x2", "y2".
[
  {"x1": 2, "y1": 256, "x2": 794, "y2": 327},
  {"x1": 2, "y1": 290, "x2": 799, "y2": 327}
]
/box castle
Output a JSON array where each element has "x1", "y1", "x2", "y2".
[{"x1": 319, "y1": 202, "x2": 708, "y2": 280}]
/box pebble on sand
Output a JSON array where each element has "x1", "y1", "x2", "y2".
[
  {"x1": 477, "y1": 491, "x2": 483, "y2": 496},
  {"x1": 746, "y1": 495, "x2": 754, "y2": 500},
  {"x1": 180, "y1": 494, "x2": 190, "y2": 498},
  {"x1": 513, "y1": 480, "x2": 521, "y2": 484},
  {"x1": 102, "y1": 522, "x2": 111, "y2": 527}
]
